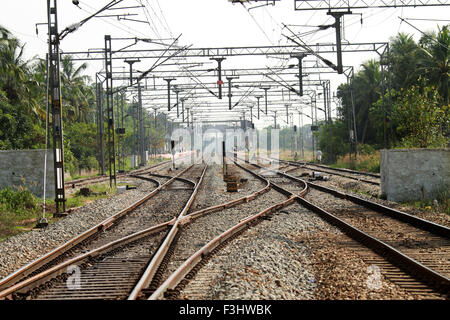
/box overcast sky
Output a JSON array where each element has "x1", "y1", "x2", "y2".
[{"x1": 1, "y1": 0, "x2": 449, "y2": 127}]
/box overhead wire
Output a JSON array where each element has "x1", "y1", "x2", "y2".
[
  {"x1": 242, "y1": 4, "x2": 276, "y2": 46},
  {"x1": 137, "y1": 0, "x2": 163, "y2": 38},
  {"x1": 140, "y1": 0, "x2": 172, "y2": 38},
  {"x1": 152, "y1": 0, "x2": 174, "y2": 37},
  {"x1": 78, "y1": 0, "x2": 151, "y2": 38}
]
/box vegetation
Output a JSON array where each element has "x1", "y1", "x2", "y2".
[
  {"x1": 0, "y1": 182, "x2": 117, "y2": 241},
  {"x1": 0, "y1": 25, "x2": 169, "y2": 179},
  {"x1": 0, "y1": 26, "x2": 172, "y2": 239},
  {"x1": 313, "y1": 25, "x2": 449, "y2": 169}
]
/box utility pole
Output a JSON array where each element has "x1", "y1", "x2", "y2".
[
  {"x1": 255, "y1": 95, "x2": 262, "y2": 119},
  {"x1": 164, "y1": 78, "x2": 175, "y2": 111},
  {"x1": 311, "y1": 98, "x2": 316, "y2": 162},
  {"x1": 104, "y1": 35, "x2": 116, "y2": 187},
  {"x1": 211, "y1": 57, "x2": 226, "y2": 99},
  {"x1": 327, "y1": 11, "x2": 352, "y2": 74},
  {"x1": 261, "y1": 86, "x2": 270, "y2": 114},
  {"x1": 226, "y1": 76, "x2": 239, "y2": 110},
  {"x1": 124, "y1": 58, "x2": 140, "y2": 169},
  {"x1": 173, "y1": 86, "x2": 183, "y2": 118},
  {"x1": 273, "y1": 111, "x2": 277, "y2": 129},
  {"x1": 285, "y1": 103, "x2": 290, "y2": 125},
  {"x1": 291, "y1": 53, "x2": 307, "y2": 96},
  {"x1": 120, "y1": 92, "x2": 125, "y2": 172},
  {"x1": 298, "y1": 111, "x2": 304, "y2": 159},
  {"x1": 95, "y1": 74, "x2": 105, "y2": 176},
  {"x1": 137, "y1": 83, "x2": 145, "y2": 167},
  {"x1": 345, "y1": 68, "x2": 358, "y2": 160},
  {"x1": 124, "y1": 58, "x2": 140, "y2": 86},
  {"x1": 47, "y1": 0, "x2": 66, "y2": 215}
]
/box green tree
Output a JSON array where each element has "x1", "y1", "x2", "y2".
[
  {"x1": 60, "y1": 55, "x2": 92, "y2": 122},
  {"x1": 417, "y1": 25, "x2": 449, "y2": 105},
  {"x1": 389, "y1": 33, "x2": 420, "y2": 91},
  {"x1": 393, "y1": 86, "x2": 447, "y2": 148}
]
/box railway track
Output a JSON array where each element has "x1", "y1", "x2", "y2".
[
  {"x1": 1, "y1": 155, "x2": 448, "y2": 300},
  {"x1": 273, "y1": 158, "x2": 381, "y2": 186},
  {"x1": 64, "y1": 159, "x2": 172, "y2": 190},
  {"x1": 148, "y1": 156, "x2": 448, "y2": 299},
  {"x1": 0, "y1": 163, "x2": 205, "y2": 299},
  {"x1": 146, "y1": 160, "x2": 308, "y2": 300},
  {"x1": 240, "y1": 157, "x2": 449, "y2": 297}
]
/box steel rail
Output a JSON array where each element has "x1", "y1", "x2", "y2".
[
  {"x1": 64, "y1": 160, "x2": 171, "y2": 188},
  {"x1": 148, "y1": 159, "x2": 307, "y2": 299},
  {"x1": 149, "y1": 197, "x2": 296, "y2": 300},
  {"x1": 282, "y1": 161, "x2": 380, "y2": 186},
  {"x1": 239, "y1": 156, "x2": 450, "y2": 294},
  {"x1": 265, "y1": 156, "x2": 380, "y2": 179},
  {"x1": 255, "y1": 156, "x2": 449, "y2": 238},
  {"x1": 147, "y1": 173, "x2": 196, "y2": 188},
  {"x1": 0, "y1": 165, "x2": 193, "y2": 291},
  {"x1": 287, "y1": 159, "x2": 380, "y2": 178},
  {"x1": 127, "y1": 165, "x2": 208, "y2": 300},
  {"x1": 0, "y1": 220, "x2": 174, "y2": 299},
  {"x1": 180, "y1": 172, "x2": 270, "y2": 224}
]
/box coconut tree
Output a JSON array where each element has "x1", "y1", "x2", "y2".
[
  {"x1": 353, "y1": 59, "x2": 381, "y2": 144},
  {"x1": 60, "y1": 55, "x2": 91, "y2": 122},
  {"x1": 0, "y1": 33, "x2": 29, "y2": 102},
  {"x1": 417, "y1": 25, "x2": 449, "y2": 105},
  {"x1": 389, "y1": 33, "x2": 420, "y2": 91}
]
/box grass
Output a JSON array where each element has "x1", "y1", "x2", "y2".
[
  {"x1": 0, "y1": 183, "x2": 117, "y2": 242},
  {"x1": 66, "y1": 171, "x2": 101, "y2": 182},
  {"x1": 400, "y1": 185, "x2": 450, "y2": 215},
  {"x1": 0, "y1": 156, "x2": 170, "y2": 242},
  {"x1": 329, "y1": 152, "x2": 380, "y2": 173}
]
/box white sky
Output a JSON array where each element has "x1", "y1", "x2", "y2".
[{"x1": 1, "y1": 0, "x2": 449, "y2": 128}]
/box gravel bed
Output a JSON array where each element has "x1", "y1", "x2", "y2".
[
  {"x1": 161, "y1": 187, "x2": 288, "y2": 288},
  {"x1": 178, "y1": 203, "x2": 323, "y2": 300},
  {"x1": 294, "y1": 230, "x2": 421, "y2": 299},
  {"x1": 304, "y1": 188, "x2": 450, "y2": 278},
  {"x1": 0, "y1": 169, "x2": 180, "y2": 280},
  {"x1": 177, "y1": 201, "x2": 427, "y2": 300},
  {"x1": 289, "y1": 166, "x2": 450, "y2": 228},
  {"x1": 190, "y1": 164, "x2": 265, "y2": 213},
  {"x1": 288, "y1": 166, "x2": 381, "y2": 198}
]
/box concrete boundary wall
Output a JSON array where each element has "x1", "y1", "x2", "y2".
[
  {"x1": 0, "y1": 149, "x2": 55, "y2": 199},
  {"x1": 380, "y1": 148, "x2": 449, "y2": 202}
]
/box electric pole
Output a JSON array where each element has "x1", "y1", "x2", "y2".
[{"x1": 47, "y1": 0, "x2": 66, "y2": 215}]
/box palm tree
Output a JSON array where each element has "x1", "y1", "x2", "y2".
[
  {"x1": 353, "y1": 59, "x2": 381, "y2": 144},
  {"x1": 417, "y1": 25, "x2": 449, "y2": 105},
  {"x1": 0, "y1": 34, "x2": 29, "y2": 102},
  {"x1": 60, "y1": 55, "x2": 91, "y2": 122},
  {"x1": 389, "y1": 33, "x2": 420, "y2": 91},
  {"x1": 0, "y1": 25, "x2": 43, "y2": 119}
]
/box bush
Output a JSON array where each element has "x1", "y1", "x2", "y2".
[
  {"x1": 0, "y1": 186, "x2": 38, "y2": 213},
  {"x1": 358, "y1": 144, "x2": 376, "y2": 155},
  {"x1": 333, "y1": 150, "x2": 380, "y2": 173}
]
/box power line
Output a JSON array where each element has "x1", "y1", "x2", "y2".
[
  {"x1": 405, "y1": 18, "x2": 450, "y2": 22},
  {"x1": 142, "y1": 0, "x2": 172, "y2": 38},
  {"x1": 399, "y1": 16, "x2": 450, "y2": 50},
  {"x1": 79, "y1": 1, "x2": 150, "y2": 38},
  {"x1": 152, "y1": 0, "x2": 173, "y2": 37},
  {"x1": 137, "y1": 0, "x2": 163, "y2": 39}
]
